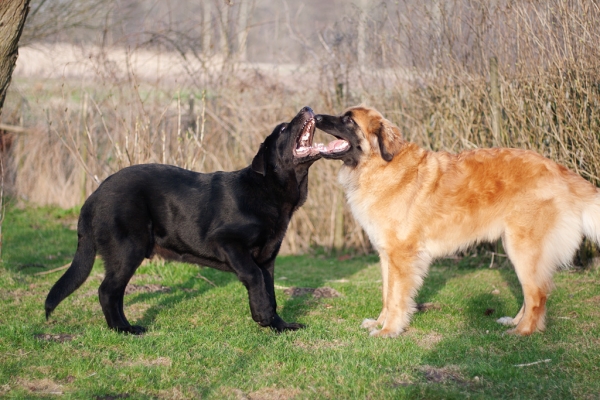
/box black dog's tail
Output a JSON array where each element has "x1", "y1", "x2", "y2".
[{"x1": 45, "y1": 211, "x2": 96, "y2": 319}]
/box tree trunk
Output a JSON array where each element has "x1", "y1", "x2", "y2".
[
  {"x1": 356, "y1": 0, "x2": 367, "y2": 67},
  {"x1": 237, "y1": 0, "x2": 252, "y2": 62},
  {"x1": 0, "y1": 0, "x2": 30, "y2": 115},
  {"x1": 216, "y1": 0, "x2": 231, "y2": 60},
  {"x1": 202, "y1": 1, "x2": 212, "y2": 55}
]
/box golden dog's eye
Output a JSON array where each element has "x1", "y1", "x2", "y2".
[{"x1": 343, "y1": 115, "x2": 353, "y2": 124}]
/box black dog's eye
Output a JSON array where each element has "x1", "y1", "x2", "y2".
[{"x1": 280, "y1": 124, "x2": 287, "y2": 132}]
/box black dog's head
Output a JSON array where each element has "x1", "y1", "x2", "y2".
[
  {"x1": 315, "y1": 105, "x2": 403, "y2": 168},
  {"x1": 251, "y1": 107, "x2": 318, "y2": 177},
  {"x1": 252, "y1": 106, "x2": 352, "y2": 176}
]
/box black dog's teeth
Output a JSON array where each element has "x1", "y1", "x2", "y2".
[{"x1": 295, "y1": 119, "x2": 316, "y2": 156}]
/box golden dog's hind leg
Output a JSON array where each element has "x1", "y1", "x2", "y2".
[
  {"x1": 361, "y1": 254, "x2": 389, "y2": 331},
  {"x1": 508, "y1": 283, "x2": 548, "y2": 335},
  {"x1": 500, "y1": 226, "x2": 554, "y2": 335},
  {"x1": 370, "y1": 248, "x2": 427, "y2": 338}
]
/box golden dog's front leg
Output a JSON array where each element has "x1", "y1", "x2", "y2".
[
  {"x1": 370, "y1": 248, "x2": 428, "y2": 338},
  {"x1": 361, "y1": 253, "x2": 389, "y2": 331}
]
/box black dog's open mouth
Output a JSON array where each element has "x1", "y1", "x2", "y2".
[
  {"x1": 294, "y1": 118, "x2": 318, "y2": 157},
  {"x1": 294, "y1": 119, "x2": 350, "y2": 158}
]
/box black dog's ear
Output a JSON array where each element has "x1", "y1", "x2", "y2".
[
  {"x1": 373, "y1": 120, "x2": 402, "y2": 162},
  {"x1": 251, "y1": 143, "x2": 266, "y2": 176}
]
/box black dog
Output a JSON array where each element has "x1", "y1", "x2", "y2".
[{"x1": 45, "y1": 107, "x2": 340, "y2": 334}]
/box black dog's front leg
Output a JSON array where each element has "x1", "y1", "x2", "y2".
[
  {"x1": 220, "y1": 243, "x2": 276, "y2": 326},
  {"x1": 261, "y1": 261, "x2": 304, "y2": 332}
]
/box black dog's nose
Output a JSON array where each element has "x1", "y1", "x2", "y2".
[
  {"x1": 315, "y1": 115, "x2": 323, "y2": 122},
  {"x1": 301, "y1": 106, "x2": 313, "y2": 114}
]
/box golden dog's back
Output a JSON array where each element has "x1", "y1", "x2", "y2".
[{"x1": 344, "y1": 144, "x2": 599, "y2": 259}]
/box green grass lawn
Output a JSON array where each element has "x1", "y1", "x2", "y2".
[{"x1": 0, "y1": 206, "x2": 599, "y2": 399}]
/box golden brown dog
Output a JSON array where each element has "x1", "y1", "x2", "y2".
[{"x1": 315, "y1": 105, "x2": 600, "y2": 337}]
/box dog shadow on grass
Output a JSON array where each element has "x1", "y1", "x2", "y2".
[
  {"x1": 272, "y1": 253, "x2": 378, "y2": 324},
  {"x1": 125, "y1": 265, "x2": 239, "y2": 329},
  {"x1": 402, "y1": 260, "x2": 573, "y2": 398},
  {"x1": 126, "y1": 254, "x2": 373, "y2": 331}
]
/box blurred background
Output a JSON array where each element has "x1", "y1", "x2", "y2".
[{"x1": 1, "y1": 0, "x2": 599, "y2": 254}]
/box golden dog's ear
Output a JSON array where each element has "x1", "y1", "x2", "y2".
[
  {"x1": 371, "y1": 119, "x2": 402, "y2": 162},
  {"x1": 251, "y1": 143, "x2": 267, "y2": 176}
]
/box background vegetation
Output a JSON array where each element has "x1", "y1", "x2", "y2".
[
  {"x1": 2, "y1": 0, "x2": 600, "y2": 253},
  {"x1": 1, "y1": 2, "x2": 599, "y2": 398}
]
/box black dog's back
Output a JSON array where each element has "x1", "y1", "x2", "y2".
[{"x1": 89, "y1": 164, "x2": 267, "y2": 268}]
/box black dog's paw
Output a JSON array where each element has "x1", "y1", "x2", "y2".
[
  {"x1": 270, "y1": 316, "x2": 305, "y2": 333},
  {"x1": 129, "y1": 325, "x2": 147, "y2": 335},
  {"x1": 114, "y1": 325, "x2": 147, "y2": 335}
]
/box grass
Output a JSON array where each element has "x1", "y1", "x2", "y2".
[{"x1": 0, "y1": 205, "x2": 599, "y2": 399}]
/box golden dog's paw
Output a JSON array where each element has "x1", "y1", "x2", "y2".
[
  {"x1": 506, "y1": 324, "x2": 539, "y2": 336},
  {"x1": 505, "y1": 327, "x2": 533, "y2": 336},
  {"x1": 360, "y1": 318, "x2": 379, "y2": 330},
  {"x1": 496, "y1": 316, "x2": 516, "y2": 326},
  {"x1": 369, "y1": 328, "x2": 402, "y2": 338}
]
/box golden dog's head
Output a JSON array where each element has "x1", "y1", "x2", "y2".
[{"x1": 315, "y1": 105, "x2": 403, "y2": 167}]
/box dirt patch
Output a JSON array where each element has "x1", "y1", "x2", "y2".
[
  {"x1": 118, "y1": 356, "x2": 172, "y2": 368},
  {"x1": 247, "y1": 387, "x2": 302, "y2": 400},
  {"x1": 0, "y1": 384, "x2": 10, "y2": 396},
  {"x1": 283, "y1": 286, "x2": 341, "y2": 299},
  {"x1": 18, "y1": 378, "x2": 63, "y2": 395},
  {"x1": 313, "y1": 287, "x2": 342, "y2": 299},
  {"x1": 95, "y1": 394, "x2": 130, "y2": 400},
  {"x1": 157, "y1": 386, "x2": 189, "y2": 399},
  {"x1": 283, "y1": 287, "x2": 313, "y2": 297},
  {"x1": 34, "y1": 333, "x2": 76, "y2": 343},
  {"x1": 124, "y1": 284, "x2": 171, "y2": 295},
  {"x1": 128, "y1": 274, "x2": 156, "y2": 283},
  {"x1": 391, "y1": 372, "x2": 415, "y2": 387},
  {"x1": 293, "y1": 339, "x2": 346, "y2": 350},
  {"x1": 215, "y1": 387, "x2": 248, "y2": 399},
  {"x1": 4, "y1": 287, "x2": 42, "y2": 302},
  {"x1": 585, "y1": 295, "x2": 600, "y2": 304},
  {"x1": 408, "y1": 330, "x2": 443, "y2": 350},
  {"x1": 419, "y1": 365, "x2": 467, "y2": 384}
]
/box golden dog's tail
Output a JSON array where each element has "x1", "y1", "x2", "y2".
[{"x1": 582, "y1": 191, "x2": 600, "y2": 246}]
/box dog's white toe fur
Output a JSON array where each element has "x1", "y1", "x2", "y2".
[
  {"x1": 496, "y1": 316, "x2": 515, "y2": 326},
  {"x1": 361, "y1": 318, "x2": 379, "y2": 330}
]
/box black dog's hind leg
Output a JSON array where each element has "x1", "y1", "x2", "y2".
[
  {"x1": 98, "y1": 243, "x2": 147, "y2": 335},
  {"x1": 262, "y1": 260, "x2": 304, "y2": 332}
]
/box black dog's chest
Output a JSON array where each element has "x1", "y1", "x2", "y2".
[
  {"x1": 150, "y1": 195, "x2": 297, "y2": 269},
  {"x1": 252, "y1": 203, "x2": 295, "y2": 264}
]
